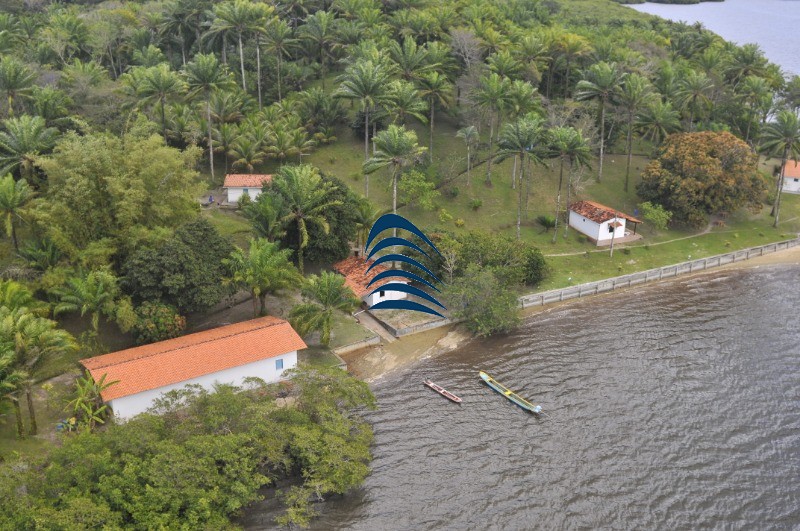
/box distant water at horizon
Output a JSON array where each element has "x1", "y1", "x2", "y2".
[{"x1": 630, "y1": 0, "x2": 800, "y2": 76}]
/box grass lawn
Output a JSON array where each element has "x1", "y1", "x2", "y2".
[
  {"x1": 201, "y1": 207, "x2": 254, "y2": 249},
  {"x1": 328, "y1": 311, "x2": 377, "y2": 349},
  {"x1": 299, "y1": 346, "x2": 346, "y2": 369}
]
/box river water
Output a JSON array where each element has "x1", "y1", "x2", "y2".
[
  {"x1": 630, "y1": 0, "x2": 800, "y2": 76},
  {"x1": 243, "y1": 265, "x2": 800, "y2": 529}
]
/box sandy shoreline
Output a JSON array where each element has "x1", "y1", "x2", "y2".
[{"x1": 340, "y1": 244, "x2": 800, "y2": 383}]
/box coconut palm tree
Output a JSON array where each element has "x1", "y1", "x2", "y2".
[
  {"x1": 52, "y1": 269, "x2": 119, "y2": 335},
  {"x1": 0, "y1": 56, "x2": 35, "y2": 117},
  {"x1": 335, "y1": 59, "x2": 390, "y2": 194},
  {"x1": 0, "y1": 173, "x2": 33, "y2": 250},
  {"x1": 229, "y1": 128, "x2": 265, "y2": 173},
  {"x1": 0, "y1": 115, "x2": 58, "y2": 183},
  {"x1": 547, "y1": 127, "x2": 591, "y2": 240},
  {"x1": 207, "y1": 0, "x2": 257, "y2": 92},
  {"x1": 300, "y1": 11, "x2": 340, "y2": 88},
  {"x1": 388, "y1": 36, "x2": 435, "y2": 82},
  {"x1": 677, "y1": 70, "x2": 714, "y2": 131},
  {"x1": 264, "y1": 19, "x2": 298, "y2": 103},
  {"x1": 737, "y1": 75, "x2": 772, "y2": 144},
  {"x1": 353, "y1": 196, "x2": 380, "y2": 251},
  {"x1": 456, "y1": 125, "x2": 479, "y2": 188},
  {"x1": 381, "y1": 80, "x2": 428, "y2": 127},
  {"x1": 417, "y1": 71, "x2": 453, "y2": 163},
  {"x1": 760, "y1": 110, "x2": 800, "y2": 228},
  {"x1": 364, "y1": 125, "x2": 427, "y2": 235},
  {"x1": 494, "y1": 117, "x2": 545, "y2": 239},
  {"x1": 635, "y1": 100, "x2": 681, "y2": 148},
  {"x1": 617, "y1": 73, "x2": 654, "y2": 192},
  {"x1": 225, "y1": 238, "x2": 302, "y2": 316},
  {"x1": 557, "y1": 32, "x2": 591, "y2": 98},
  {"x1": 134, "y1": 64, "x2": 187, "y2": 141},
  {"x1": 289, "y1": 272, "x2": 359, "y2": 346},
  {"x1": 474, "y1": 73, "x2": 511, "y2": 185},
  {"x1": 272, "y1": 164, "x2": 342, "y2": 273},
  {"x1": 184, "y1": 53, "x2": 236, "y2": 180},
  {"x1": 576, "y1": 61, "x2": 625, "y2": 182},
  {"x1": 244, "y1": 193, "x2": 287, "y2": 241},
  {"x1": 0, "y1": 351, "x2": 27, "y2": 439},
  {"x1": 0, "y1": 307, "x2": 76, "y2": 436}
]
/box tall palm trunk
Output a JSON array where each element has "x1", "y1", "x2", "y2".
[
  {"x1": 256, "y1": 35, "x2": 263, "y2": 109},
  {"x1": 598, "y1": 99, "x2": 605, "y2": 182},
  {"x1": 206, "y1": 98, "x2": 215, "y2": 179},
  {"x1": 26, "y1": 387, "x2": 37, "y2": 435},
  {"x1": 364, "y1": 108, "x2": 369, "y2": 196},
  {"x1": 772, "y1": 147, "x2": 789, "y2": 226},
  {"x1": 564, "y1": 160, "x2": 574, "y2": 238},
  {"x1": 486, "y1": 114, "x2": 495, "y2": 185},
  {"x1": 277, "y1": 54, "x2": 283, "y2": 102},
  {"x1": 553, "y1": 157, "x2": 565, "y2": 243},
  {"x1": 466, "y1": 144, "x2": 471, "y2": 188},
  {"x1": 624, "y1": 111, "x2": 633, "y2": 192},
  {"x1": 222, "y1": 34, "x2": 228, "y2": 64},
  {"x1": 238, "y1": 32, "x2": 247, "y2": 91},
  {"x1": 429, "y1": 100, "x2": 434, "y2": 163},
  {"x1": 160, "y1": 97, "x2": 168, "y2": 142},
  {"x1": 517, "y1": 155, "x2": 526, "y2": 240}
]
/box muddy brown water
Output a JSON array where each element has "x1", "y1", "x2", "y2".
[{"x1": 242, "y1": 265, "x2": 800, "y2": 529}]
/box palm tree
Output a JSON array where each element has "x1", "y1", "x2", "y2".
[
  {"x1": 388, "y1": 36, "x2": 435, "y2": 82},
  {"x1": 224, "y1": 238, "x2": 302, "y2": 316},
  {"x1": 264, "y1": 19, "x2": 298, "y2": 103},
  {"x1": 0, "y1": 307, "x2": 76, "y2": 436},
  {"x1": 760, "y1": 110, "x2": 800, "y2": 228},
  {"x1": 52, "y1": 270, "x2": 119, "y2": 335},
  {"x1": 364, "y1": 125, "x2": 427, "y2": 235},
  {"x1": 617, "y1": 73, "x2": 654, "y2": 192},
  {"x1": 300, "y1": 11, "x2": 340, "y2": 88},
  {"x1": 576, "y1": 61, "x2": 625, "y2": 182},
  {"x1": 557, "y1": 33, "x2": 591, "y2": 98},
  {"x1": 495, "y1": 117, "x2": 544, "y2": 239},
  {"x1": 335, "y1": 60, "x2": 390, "y2": 194},
  {"x1": 0, "y1": 351, "x2": 27, "y2": 439},
  {"x1": 474, "y1": 73, "x2": 511, "y2": 185},
  {"x1": 725, "y1": 43, "x2": 768, "y2": 87},
  {"x1": 184, "y1": 53, "x2": 236, "y2": 180},
  {"x1": 353, "y1": 196, "x2": 380, "y2": 251},
  {"x1": 635, "y1": 100, "x2": 681, "y2": 148},
  {"x1": 0, "y1": 56, "x2": 35, "y2": 117},
  {"x1": 677, "y1": 70, "x2": 714, "y2": 131},
  {"x1": 381, "y1": 80, "x2": 428, "y2": 127},
  {"x1": 229, "y1": 133, "x2": 264, "y2": 173},
  {"x1": 289, "y1": 272, "x2": 359, "y2": 346},
  {"x1": 272, "y1": 164, "x2": 342, "y2": 273},
  {"x1": 135, "y1": 64, "x2": 187, "y2": 141},
  {"x1": 0, "y1": 279, "x2": 46, "y2": 314},
  {"x1": 737, "y1": 75, "x2": 771, "y2": 144},
  {"x1": 207, "y1": 0, "x2": 257, "y2": 92},
  {"x1": 0, "y1": 115, "x2": 58, "y2": 183},
  {"x1": 456, "y1": 125, "x2": 479, "y2": 188},
  {"x1": 417, "y1": 71, "x2": 453, "y2": 163},
  {"x1": 0, "y1": 173, "x2": 33, "y2": 250},
  {"x1": 244, "y1": 193, "x2": 287, "y2": 241},
  {"x1": 547, "y1": 127, "x2": 591, "y2": 240}
]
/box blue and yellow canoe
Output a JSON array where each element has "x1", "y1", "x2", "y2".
[{"x1": 479, "y1": 371, "x2": 542, "y2": 414}]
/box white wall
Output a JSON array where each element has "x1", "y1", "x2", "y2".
[
  {"x1": 784, "y1": 176, "x2": 800, "y2": 194},
  {"x1": 597, "y1": 218, "x2": 626, "y2": 242},
  {"x1": 568, "y1": 211, "x2": 601, "y2": 241},
  {"x1": 226, "y1": 187, "x2": 264, "y2": 203},
  {"x1": 108, "y1": 351, "x2": 297, "y2": 420},
  {"x1": 366, "y1": 281, "x2": 408, "y2": 306}
]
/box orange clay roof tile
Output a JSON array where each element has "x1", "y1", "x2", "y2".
[
  {"x1": 79, "y1": 316, "x2": 306, "y2": 401},
  {"x1": 333, "y1": 256, "x2": 405, "y2": 298},
  {"x1": 223, "y1": 174, "x2": 272, "y2": 188},
  {"x1": 783, "y1": 160, "x2": 800, "y2": 179}
]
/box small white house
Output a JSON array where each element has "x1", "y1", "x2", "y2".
[
  {"x1": 569, "y1": 200, "x2": 642, "y2": 245},
  {"x1": 80, "y1": 316, "x2": 306, "y2": 420},
  {"x1": 223, "y1": 174, "x2": 273, "y2": 203},
  {"x1": 334, "y1": 256, "x2": 409, "y2": 306},
  {"x1": 782, "y1": 160, "x2": 800, "y2": 194}
]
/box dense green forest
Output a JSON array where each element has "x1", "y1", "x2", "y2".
[{"x1": 2, "y1": 0, "x2": 800, "y2": 526}]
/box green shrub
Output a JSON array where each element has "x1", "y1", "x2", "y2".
[
  {"x1": 454, "y1": 218, "x2": 465, "y2": 227},
  {"x1": 133, "y1": 302, "x2": 186, "y2": 344},
  {"x1": 469, "y1": 198, "x2": 482, "y2": 211},
  {"x1": 445, "y1": 186, "x2": 459, "y2": 199},
  {"x1": 536, "y1": 214, "x2": 556, "y2": 232},
  {"x1": 438, "y1": 208, "x2": 453, "y2": 223}
]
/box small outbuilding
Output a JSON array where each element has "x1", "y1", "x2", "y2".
[
  {"x1": 80, "y1": 316, "x2": 306, "y2": 420},
  {"x1": 568, "y1": 200, "x2": 643, "y2": 245},
  {"x1": 223, "y1": 174, "x2": 272, "y2": 203},
  {"x1": 333, "y1": 256, "x2": 408, "y2": 307},
  {"x1": 781, "y1": 160, "x2": 800, "y2": 194}
]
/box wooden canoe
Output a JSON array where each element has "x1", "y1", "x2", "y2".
[
  {"x1": 423, "y1": 379, "x2": 463, "y2": 403},
  {"x1": 479, "y1": 371, "x2": 542, "y2": 414}
]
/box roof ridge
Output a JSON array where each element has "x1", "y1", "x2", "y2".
[{"x1": 86, "y1": 319, "x2": 284, "y2": 370}]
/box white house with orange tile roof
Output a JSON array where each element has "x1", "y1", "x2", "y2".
[
  {"x1": 223, "y1": 174, "x2": 272, "y2": 203},
  {"x1": 333, "y1": 256, "x2": 408, "y2": 306},
  {"x1": 79, "y1": 316, "x2": 306, "y2": 420},
  {"x1": 781, "y1": 160, "x2": 800, "y2": 194},
  {"x1": 568, "y1": 200, "x2": 643, "y2": 244}
]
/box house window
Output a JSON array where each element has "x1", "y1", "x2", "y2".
[
  {"x1": 379, "y1": 290, "x2": 385, "y2": 297},
  {"x1": 608, "y1": 225, "x2": 614, "y2": 233},
  {"x1": 243, "y1": 188, "x2": 249, "y2": 196},
  {"x1": 794, "y1": 178, "x2": 799, "y2": 182},
  {"x1": 275, "y1": 359, "x2": 284, "y2": 370}
]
